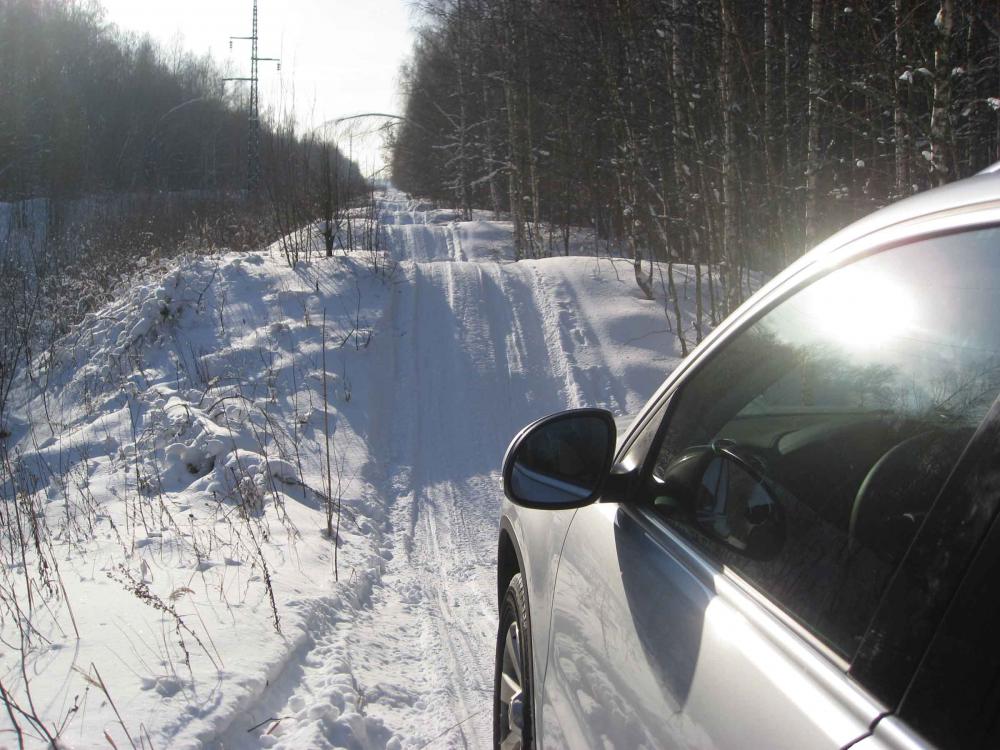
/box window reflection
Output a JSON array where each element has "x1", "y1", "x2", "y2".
[
  {"x1": 654, "y1": 226, "x2": 1000, "y2": 658},
  {"x1": 799, "y1": 268, "x2": 918, "y2": 351}
]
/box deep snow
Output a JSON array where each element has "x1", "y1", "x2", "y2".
[{"x1": 1, "y1": 192, "x2": 705, "y2": 749}]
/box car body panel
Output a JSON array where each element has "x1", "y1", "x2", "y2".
[
  {"x1": 500, "y1": 503, "x2": 578, "y2": 699},
  {"x1": 539, "y1": 503, "x2": 884, "y2": 749},
  {"x1": 498, "y1": 414, "x2": 637, "y2": 693}
]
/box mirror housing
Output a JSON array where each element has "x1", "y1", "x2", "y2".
[
  {"x1": 502, "y1": 408, "x2": 617, "y2": 509},
  {"x1": 656, "y1": 441, "x2": 785, "y2": 561}
]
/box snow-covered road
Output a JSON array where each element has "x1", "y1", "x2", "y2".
[
  {"x1": 360, "y1": 204, "x2": 575, "y2": 747},
  {"x1": 252, "y1": 195, "x2": 677, "y2": 748},
  {"x1": 260, "y1": 198, "x2": 604, "y2": 748}
]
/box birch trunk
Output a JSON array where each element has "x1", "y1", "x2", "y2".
[
  {"x1": 672, "y1": 0, "x2": 702, "y2": 342},
  {"x1": 719, "y1": 0, "x2": 739, "y2": 315},
  {"x1": 929, "y1": 0, "x2": 954, "y2": 186},
  {"x1": 893, "y1": 0, "x2": 910, "y2": 196},
  {"x1": 803, "y1": 0, "x2": 823, "y2": 247}
]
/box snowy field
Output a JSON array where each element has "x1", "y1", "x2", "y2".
[{"x1": 1, "y1": 192, "x2": 708, "y2": 748}]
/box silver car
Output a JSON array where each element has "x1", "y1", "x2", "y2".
[{"x1": 494, "y1": 166, "x2": 1000, "y2": 750}]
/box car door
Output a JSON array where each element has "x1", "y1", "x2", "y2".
[
  {"x1": 539, "y1": 225, "x2": 1000, "y2": 749},
  {"x1": 852, "y1": 404, "x2": 1000, "y2": 750}
]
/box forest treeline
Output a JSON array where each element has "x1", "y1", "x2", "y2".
[
  {"x1": 390, "y1": 0, "x2": 1000, "y2": 320},
  {"x1": 0, "y1": 0, "x2": 372, "y2": 430},
  {"x1": 0, "y1": 0, "x2": 364, "y2": 201}
]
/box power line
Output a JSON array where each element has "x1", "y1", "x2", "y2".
[{"x1": 224, "y1": 0, "x2": 279, "y2": 192}]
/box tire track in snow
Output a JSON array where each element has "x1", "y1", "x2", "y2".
[
  {"x1": 345, "y1": 218, "x2": 572, "y2": 747},
  {"x1": 526, "y1": 262, "x2": 631, "y2": 414},
  {"x1": 396, "y1": 259, "x2": 499, "y2": 748},
  {"x1": 356, "y1": 248, "x2": 592, "y2": 747},
  {"x1": 526, "y1": 264, "x2": 588, "y2": 409}
]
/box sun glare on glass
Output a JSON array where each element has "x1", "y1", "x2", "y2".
[{"x1": 807, "y1": 267, "x2": 918, "y2": 350}]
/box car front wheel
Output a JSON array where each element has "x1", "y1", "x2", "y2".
[{"x1": 494, "y1": 572, "x2": 533, "y2": 750}]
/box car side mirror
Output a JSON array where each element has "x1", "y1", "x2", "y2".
[
  {"x1": 655, "y1": 441, "x2": 785, "y2": 561},
  {"x1": 503, "y1": 408, "x2": 617, "y2": 509}
]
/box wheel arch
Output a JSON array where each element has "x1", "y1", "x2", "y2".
[{"x1": 497, "y1": 516, "x2": 525, "y2": 610}]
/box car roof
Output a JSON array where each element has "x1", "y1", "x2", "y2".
[
  {"x1": 831, "y1": 168, "x2": 1000, "y2": 247},
  {"x1": 770, "y1": 164, "x2": 1000, "y2": 289}
]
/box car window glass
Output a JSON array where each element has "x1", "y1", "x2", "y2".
[
  {"x1": 894, "y1": 461, "x2": 1000, "y2": 749},
  {"x1": 651, "y1": 226, "x2": 1000, "y2": 660},
  {"x1": 618, "y1": 398, "x2": 669, "y2": 471}
]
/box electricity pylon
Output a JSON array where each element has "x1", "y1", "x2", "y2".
[{"x1": 225, "y1": 0, "x2": 279, "y2": 192}]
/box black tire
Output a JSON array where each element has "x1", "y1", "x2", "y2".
[{"x1": 494, "y1": 572, "x2": 534, "y2": 750}]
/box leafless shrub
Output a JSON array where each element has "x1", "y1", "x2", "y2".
[{"x1": 107, "y1": 564, "x2": 220, "y2": 676}]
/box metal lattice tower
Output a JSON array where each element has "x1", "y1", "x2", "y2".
[{"x1": 226, "y1": 0, "x2": 279, "y2": 192}]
